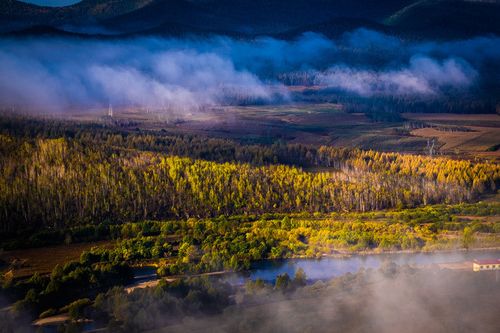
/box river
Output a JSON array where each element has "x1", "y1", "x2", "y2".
[
  {"x1": 226, "y1": 249, "x2": 500, "y2": 284},
  {"x1": 130, "y1": 250, "x2": 500, "y2": 286}
]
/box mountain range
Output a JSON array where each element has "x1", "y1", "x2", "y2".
[{"x1": 1, "y1": 0, "x2": 500, "y2": 39}]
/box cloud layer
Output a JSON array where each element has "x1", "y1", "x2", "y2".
[
  {"x1": 315, "y1": 56, "x2": 477, "y2": 96},
  {"x1": 0, "y1": 29, "x2": 498, "y2": 112},
  {"x1": 0, "y1": 37, "x2": 280, "y2": 112}
]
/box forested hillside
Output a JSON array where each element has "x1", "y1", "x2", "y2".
[
  {"x1": 4, "y1": 0, "x2": 498, "y2": 39},
  {"x1": 1, "y1": 116, "x2": 499, "y2": 333},
  {"x1": 1, "y1": 2, "x2": 499, "y2": 332},
  {"x1": 0, "y1": 117, "x2": 498, "y2": 233}
]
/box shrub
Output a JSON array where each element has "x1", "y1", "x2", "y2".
[
  {"x1": 65, "y1": 298, "x2": 92, "y2": 320},
  {"x1": 275, "y1": 273, "x2": 291, "y2": 290},
  {"x1": 39, "y1": 308, "x2": 57, "y2": 319}
]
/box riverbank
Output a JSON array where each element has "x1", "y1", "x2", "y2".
[
  {"x1": 125, "y1": 270, "x2": 230, "y2": 293},
  {"x1": 320, "y1": 245, "x2": 500, "y2": 258},
  {"x1": 239, "y1": 248, "x2": 500, "y2": 283}
]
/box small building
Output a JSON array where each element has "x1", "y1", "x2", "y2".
[{"x1": 472, "y1": 259, "x2": 500, "y2": 272}]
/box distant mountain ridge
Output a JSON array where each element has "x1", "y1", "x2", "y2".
[
  {"x1": 385, "y1": 0, "x2": 500, "y2": 38},
  {"x1": 0, "y1": 0, "x2": 153, "y2": 30},
  {"x1": 1, "y1": 0, "x2": 499, "y2": 39}
]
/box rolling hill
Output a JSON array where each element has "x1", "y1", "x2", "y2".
[
  {"x1": 99, "y1": 0, "x2": 415, "y2": 35},
  {"x1": 1, "y1": 0, "x2": 499, "y2": 39},
  {"x1": 385, "y1": 0, "x2": 500, "y2": 38},
  {"x1": 0, "y1": 0, "x2": 154, "y2": 32},
  {"x1": 1, "y1": 0, "x2": 413, "y2": 35}
]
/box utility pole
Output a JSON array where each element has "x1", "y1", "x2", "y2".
[
  {"x1": 108, "y1": 104, "x2": 113, "y2": 118},
  {"x1": 427, "y1": 138, "x2": 435, "y2": 157}
]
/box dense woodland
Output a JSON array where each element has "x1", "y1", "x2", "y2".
[
  {"x1": 0, "y1": 116, "x2": 499, "y2": 332},
  {"x1": 79, "y1": 202, "x2": 500, "y2": 276},
  {"x1": 0, "y1": 117, "x2": 498, "y2": 233},
  {"x1": 1, "y1": 201, "x2": 499, "y2": 325},
  {"x1": 287, "y1": 87, "x2": 499, "y2": 114}
]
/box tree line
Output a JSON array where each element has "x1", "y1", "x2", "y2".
[
  {"x1": 1, "y1": 116, "x2": 499, "y2": 231},
  {"x1": 1, "y1": 131, "x2": 498, "y2": 233}
]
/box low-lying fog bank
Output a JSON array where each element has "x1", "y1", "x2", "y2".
[
  {"x1": 2, "y1": 264, "x2": 499, "y2": 333},
  {"x1": 1, "y1": 29, "x2": 499, "y2": 113}
]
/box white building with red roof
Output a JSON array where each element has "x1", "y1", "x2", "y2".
[{"x1": 472, "y1": 259, "x2": 500, "y2": 272}]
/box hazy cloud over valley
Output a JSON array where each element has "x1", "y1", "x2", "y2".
[{"x1": 0, "y1": 29, "x2": 498, "y2": 112}]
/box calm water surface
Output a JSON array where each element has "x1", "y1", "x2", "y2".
[
  {"x1": 132, "y1": 250, "x2": 500, "y2": 284},
  {"x1": 227, "y1": 250, "x2": 500, "y2": 283}
]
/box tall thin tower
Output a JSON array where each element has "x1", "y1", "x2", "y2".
[
  {"x1": 426, "y1": 138, "x2": 435, "y2": 156},
  {"x1": 108, "y1": 103, "x2": 113, "y2": 117}
]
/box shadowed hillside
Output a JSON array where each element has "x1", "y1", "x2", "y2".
[
  {"x1": 385, "y1": 0, "x2": 500, "y2": 38},
  {"x1": 0, "y1": 0, "x2": 153, "y2": 32},
  {"x1": 0, "y1": 0, "x2": 419, "y2": 36},
  {"x1": 3, "y1": 0, "x2": 500, "y2": 38}
]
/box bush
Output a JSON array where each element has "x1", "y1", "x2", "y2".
[
  {"x1": 65, "y1": 298, "x2": 92, "y2": 320},
  {"x1": 39, "y1": 308, "x2": 57, "y2": 319},
  {"x1": 275, "y1": 273, "x2": 291, "y2": 290},
  {"x1": 293, "y1": 268, "x2": 307, "y2": 287}
]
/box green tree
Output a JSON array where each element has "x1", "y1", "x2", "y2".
[
  {"x1": 294, "y1": 268, "x2": 307, "y2": 287},
  {"x1": 462, "y1": 227, "x2": 474, "y2": 250},
  {"x1": 67, "y1": 298, "x2": 92, "y2": 320},
  {"x1": 275, "y1": 273, "x2": 291, "y2": 290}
]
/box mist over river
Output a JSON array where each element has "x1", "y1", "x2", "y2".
[{"x1": 225, "y1": 250, "x2": 500, "y2": 283}]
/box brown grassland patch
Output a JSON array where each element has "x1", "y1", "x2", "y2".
[{"x1": 0, "y1": 241, "x2": 114, "y2": 278}]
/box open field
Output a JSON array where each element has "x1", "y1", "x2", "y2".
[
  {"x1": 62, "y1": 104, "x2": 429, "y2": 152},
  {"x1": 13, "y1": 106, "x2": 499, "y2": 159},
  {"x1": 403, "y1": 113, "x2": 500, "y2": 159},
  {"x1": 0, "y1": 241, "x2": 114, "y2": 278},
  {"x1": 402, "y1": 113, "x2": 500, "y2": 126},
  {"x1": 60, "y1": 106, "x2": 500, "y2": 158},
  {"x1": 411, "y1": 126, "x2": 498, "y2": 154}
]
